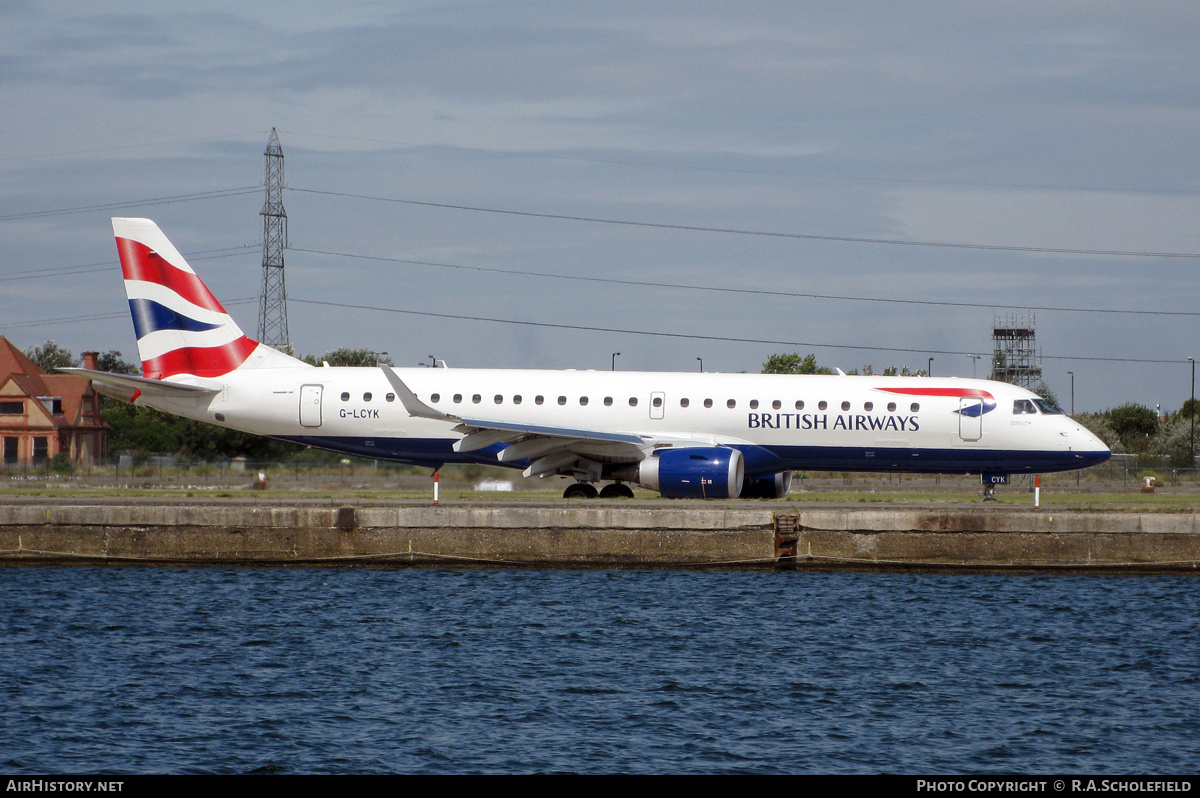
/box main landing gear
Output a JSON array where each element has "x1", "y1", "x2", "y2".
[{"x1": 563, "y1": 482, "x2": 635, "y2": 500}]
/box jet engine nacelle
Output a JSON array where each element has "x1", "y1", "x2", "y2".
[
  {"x1": 629, "y1": 446, "x2": 745, "y2": 499},
  {"x1": 741, "y1": 470, "x2": 793, "y2": 499}
]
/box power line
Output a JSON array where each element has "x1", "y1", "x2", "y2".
[
  {"x1": 289, "y1": 186, "x2": 1200, "y2": 259},
  {"x1": 0, "y1": 247, "x2": 257, "y2": 283},
  {"x1": 284, "y1": 131, "x2": 1200, "y2": 197},
  {"x1": 0, "y1": 187, "x2": 260, "y2": 223},
  {"x1": 290, "y1": 245, "x2": 1200, "y2": 318},
  {"x1": 3, "y1": 297, "x2": 257, "y2": 330},
  {"x1": 290, "y1": 297, "x2": 1192, "y2": 365}
]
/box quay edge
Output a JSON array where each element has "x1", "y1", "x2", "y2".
[{"x1": 0, "y1": 504, "x2": 1198, "y2": 570}]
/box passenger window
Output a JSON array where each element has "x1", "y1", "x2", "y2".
[
  {"x1": 727, "y1": 399, "x2": 736, "y2": 409},
  {"x1": 703, "y1": 399, "x2": 713, "y2": 408},
  {"x1": 472, "y1": 394, "x2": 482, "y2": 404},
  {"x1": 887, "y1": 402, "x2": 896, "y2": 412},
  {"x1": 911, "y1": 403, "x2": 920, "y2": 412},
  {"x1": 494, "y1": 395, "x2": 503, "y2": 404},
  {"x1": 535, "y1": 395, "x2": 544, "y2": 405},
  {"x1": 513, "y1": 395, "x2": 522, "y2": 405},
  {"x1": 864, "y1": 402, "x2": 873, "y2": 411},
  {"x1": 749, "y1": 400, "x2": 759, "y2": 409},
  {"x1": 629, "y1": 397, "x2": 638, "y2": 407},
  {"x1": 453, "y1": 394, "x2": 462, "y2": 403},
  {"x1": 364, "y1": 393, "x2": 373, "y2": 402},
  {"x1": 604, "y1": 397, "x2": 613, "y2": 406},
  {"x1": 818, "y1": 401, "x2": 828, "y2": 411},
  {"x1": 795, "y1": 400, "x2": 804, "y2": 410},
  {"x1": 772, "y1": 400, "x2": 781, "y2": 410},
  {"x1": 341, "y1": 392, "x2": 350, "y2": 402},
  {"x1": 652, "y1": 397, "x2": 662, "y2": 408},
  {"x1": 558, "y1": 396, "x2": 567, "y2": 405},
  {"x1": 386, "y1": 394, "x2": 396, "y2": 403},
  {"x1": 841, "y1": 401, "x2": 850, "y2": 411},
  {"x1": 580, "y1": 397, "x2": 589, "y2": 406},
  {"x1": 680, "y1": 398, "x2": 690, "y2": 408}
]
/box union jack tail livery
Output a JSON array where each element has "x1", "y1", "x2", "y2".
[{"x1": 113, "y1": 217, "x2": 303, "y2": 379}]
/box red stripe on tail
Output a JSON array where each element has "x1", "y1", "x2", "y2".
[
  {"x1": 116, "y1": 237, "x2": 228, "y2": 313},
  {"x1": 140, "y1": 337, "x2": 258, "y2": 379}
]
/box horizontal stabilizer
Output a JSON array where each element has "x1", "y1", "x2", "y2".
[{"x1": 61, "y1": 368, "x2": 218, "y2": 402}]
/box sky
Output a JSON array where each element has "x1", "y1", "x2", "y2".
[{"x1": 2, "y1": 1, "x2": 1198, "y2": 412}]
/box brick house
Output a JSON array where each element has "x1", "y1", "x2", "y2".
[{"x1": 0, "y1": 337, "x2": 108, "y2": 466}]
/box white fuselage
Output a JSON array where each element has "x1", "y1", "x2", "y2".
[{"x1": 140, "y1": 366, "x2": 1110, "y2": 478}]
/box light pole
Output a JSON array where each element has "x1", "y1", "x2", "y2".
[
  {"x1": 970, "y1": 355, "x2": 980, "y2": 378},
  {"x1": 612, "y1": 352, "x2": 620, "y2": 371},
  {"x1": 1189, "y1": 357, "x2": 1196, "y2": 468},
  {"x1": 696, "y1": 357, "x2": 704, "y2": 373},
  {"x1": 1067, "y1": 371, "x2": 1074, "y2": 416}
]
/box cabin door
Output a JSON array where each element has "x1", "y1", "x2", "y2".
[
  {"x1": 299, "y1": 384, "x2": 323, "y2": 428},
  {"x1": 650, "y1": 391, "x2": 666, "y2": 420},
  {"x1": 958, "y1": 398, "x2": 983, "y2": 441}
]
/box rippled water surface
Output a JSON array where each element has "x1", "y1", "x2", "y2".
[{"x1": 2, "y1": 566, "x2": 1198, "y2": 774}]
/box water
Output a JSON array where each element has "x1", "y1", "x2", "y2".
[{"x1": 2, "y1": 565, "x2": 1198, "y2": 774}]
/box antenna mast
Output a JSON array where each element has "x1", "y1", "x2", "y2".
[{"x1": 257, "y1": 128, "x2": 290, "y2": 351}]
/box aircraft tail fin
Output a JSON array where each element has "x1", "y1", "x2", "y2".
[{"x1": 112, "y1": 217, "x2": 306, "y2": 379}]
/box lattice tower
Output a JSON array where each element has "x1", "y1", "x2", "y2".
[
  {"x1": 257, "y1": 128, "x2": 290, "y2": 351},
  {"x1": 990, "y1": 313, "x2": 1042, "y2": 389}
]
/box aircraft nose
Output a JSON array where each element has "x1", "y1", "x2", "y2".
[{"x1": 1074, "y1": 425, "x2": 1112, "y2": 465}]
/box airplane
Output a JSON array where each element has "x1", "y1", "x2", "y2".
[{"x1": 68, "y1": 217, "x2": 1111, "y2": 500}]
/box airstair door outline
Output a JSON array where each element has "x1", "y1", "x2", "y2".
[
  {"x1": 650, "y1": 391, "x2": 666, "y2": 420},
  {"x1": 300, "y1": 384, "x2": 323, "y2": 428},
  {"x1": 958, "y1": 397, "x2": 983, "y2": 441}
]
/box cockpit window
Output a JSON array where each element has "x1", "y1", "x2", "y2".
[
  {"x1": 1013, "y1": 399, "x2": 1037, "y2": 415},
  {"x1": 1034, "y1": 399, "x2": 1064, "y2": 415}
]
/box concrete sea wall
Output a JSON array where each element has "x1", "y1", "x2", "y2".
[{"x1": 1, "y1": 503, "x2": 1198, "y2": 570}]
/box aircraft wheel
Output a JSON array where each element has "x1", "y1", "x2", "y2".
[
  {"x1": 563, "y1": 483, "x2": 599, "y2": 499},
  {"x1": 599, "y1": 483, "x2": 635, "y2": 499}
]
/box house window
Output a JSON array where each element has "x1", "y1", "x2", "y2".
[
  {"x1": 0, "y1": 401, "x2": 23, "y2": 415},
  {"x1": 3, "y1": 437, "x2": 17, "y2": 464},
  {"x1": 32, "y1": 437, "x2": 48, "y2": 463}
]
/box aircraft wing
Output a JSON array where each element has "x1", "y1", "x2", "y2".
[
  {"x1": 61, "y1": 368, "x2": 220, "y2": 402},
  {"x1": 380, "y1": 366, "x2": 713, "y2": 476}
]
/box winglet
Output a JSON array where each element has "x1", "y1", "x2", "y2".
[{"x1": 380, "y1": 366, "x2": 457, "y2": 422}]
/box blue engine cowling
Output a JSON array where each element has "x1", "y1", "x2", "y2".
[
  {"x1": 740, "y1": 471, "x2": 793, "y2": 499},
  {"x1": 637, "y1": 447, "x2": 745, "y2": 499}
]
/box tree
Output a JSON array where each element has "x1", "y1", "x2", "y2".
[
  {"x1": 96, "y1": 351, "x2": 139, "y2": 374},
  {"x1": 1106, "y1": 403, "x2": 1160, "y2": 453},
  {"x1": 304, "y1": 348, "x2": 395, "y2": 367},
  {"x1": 1033, "y1": 381, "x2": 1061, "y2": 410},
  {"x1": 761, "y1": 352, "x2": 833, "y2": 375},
  {"x1": 24, "y1": 340, "x2": 78, "y2": 372}
]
